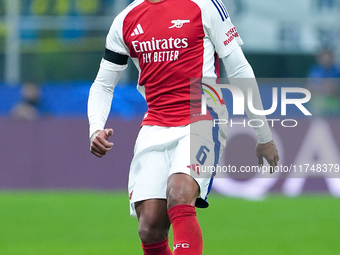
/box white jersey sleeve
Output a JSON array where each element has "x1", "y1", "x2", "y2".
[
  {"x1": 105, "y1": 8, "x2": 130, "y2": 56},
  {"x1": 198, "y1": 0, "x2": 243, "y2": 58},
  {"x1": 87, "y1": 60, "x2": 127, "y2": 138},
  {"x1": 222, "y1": 46, "x2": 273, "y2": 144}
]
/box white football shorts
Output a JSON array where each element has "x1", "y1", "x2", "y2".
[{"x1": 128, "y1": 119, "x2": 227, "y2": 216}]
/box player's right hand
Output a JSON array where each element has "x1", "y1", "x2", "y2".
[{"x1": 90, "y1": 128, "x2": 114, "y2": 158}]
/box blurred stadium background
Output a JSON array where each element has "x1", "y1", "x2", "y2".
[{"x1": 0, "y1": 0, "x2": 340, "y2": 254}]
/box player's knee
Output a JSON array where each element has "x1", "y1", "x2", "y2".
[{"x1": 138, "y1": 225, "x2": 168, "y2": 244}]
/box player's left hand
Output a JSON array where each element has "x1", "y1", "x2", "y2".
[{"x1": 255, "y1": 140, "x2": 279, "y2": 173}]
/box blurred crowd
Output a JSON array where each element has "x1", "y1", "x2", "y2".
[
  {"x1": 1, "y1": 0, "x2": 133, "y2": 16},
  {"x1": 307, "y1": 49, "x2": 340, "y2": 116},
  {"x1": 8, "y1": 47, "x2": 340, "y2": 120},
  {"x1": 10, "y1": 81, "x2": 42, "y2": 120}
]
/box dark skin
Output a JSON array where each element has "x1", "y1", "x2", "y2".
[
  {"x1": 256, "y1": 140, "x2": 280, "y2": 173},
  {"x1": 135, "y1": 173, "x2": 199, "y2": 244},
  {"x1": 90, "y1": 129, "x2": 113, "y2": 158},
  {"x1": 90, "y1": 129, "x2": 279, "y2": 243}
]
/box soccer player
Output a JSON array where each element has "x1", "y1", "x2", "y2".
[{"x1": 87, "y1": 0, "x2": 279, "y2": 254}]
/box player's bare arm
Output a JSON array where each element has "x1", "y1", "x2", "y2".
[{"x1": 90, "y1": 128, "x2": 114, "y2": 158}]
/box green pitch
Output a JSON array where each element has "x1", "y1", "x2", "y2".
[{"x1": 0, "y1": 192, "x2": 339, "y2": 255}]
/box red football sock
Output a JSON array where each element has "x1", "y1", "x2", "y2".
[
  {"x1": 142, "y1": 238, "x2": 173, "y2": 255},
  {"x1": 168, "y1": 205, "x2": 203, "y2": 255}
]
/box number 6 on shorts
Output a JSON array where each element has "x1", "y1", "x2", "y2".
[{"x1": 196, "y1": 146, "x2": 210, "y2": 165}]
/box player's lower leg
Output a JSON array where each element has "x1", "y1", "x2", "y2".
[
  {"x1": 136, "y1": 199, "x2": 173, "y2": 255},
  {"x1": 167, "y1": 173, "x2": 203, "y2": 255}
]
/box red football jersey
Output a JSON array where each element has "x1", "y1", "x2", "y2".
[{"x1": 106, "y1": 0, "x2": 243, "y2": 126}]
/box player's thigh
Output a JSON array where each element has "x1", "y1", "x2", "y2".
[
  {"x1": 167, "y1": 173, "x2": 200, "y2": 208},
  {"x1": 136, "y1": 199, "x2": 170, "y2": 226},
  {"x1": 129, "y1": 126, "x2": 175, "y2": 216},
  {"x1": 169, "y1": 121, "x2": 226, "y2": 202},
  {"x1": 129, "y1": 148, "x2": 170, "y2": 214}
]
